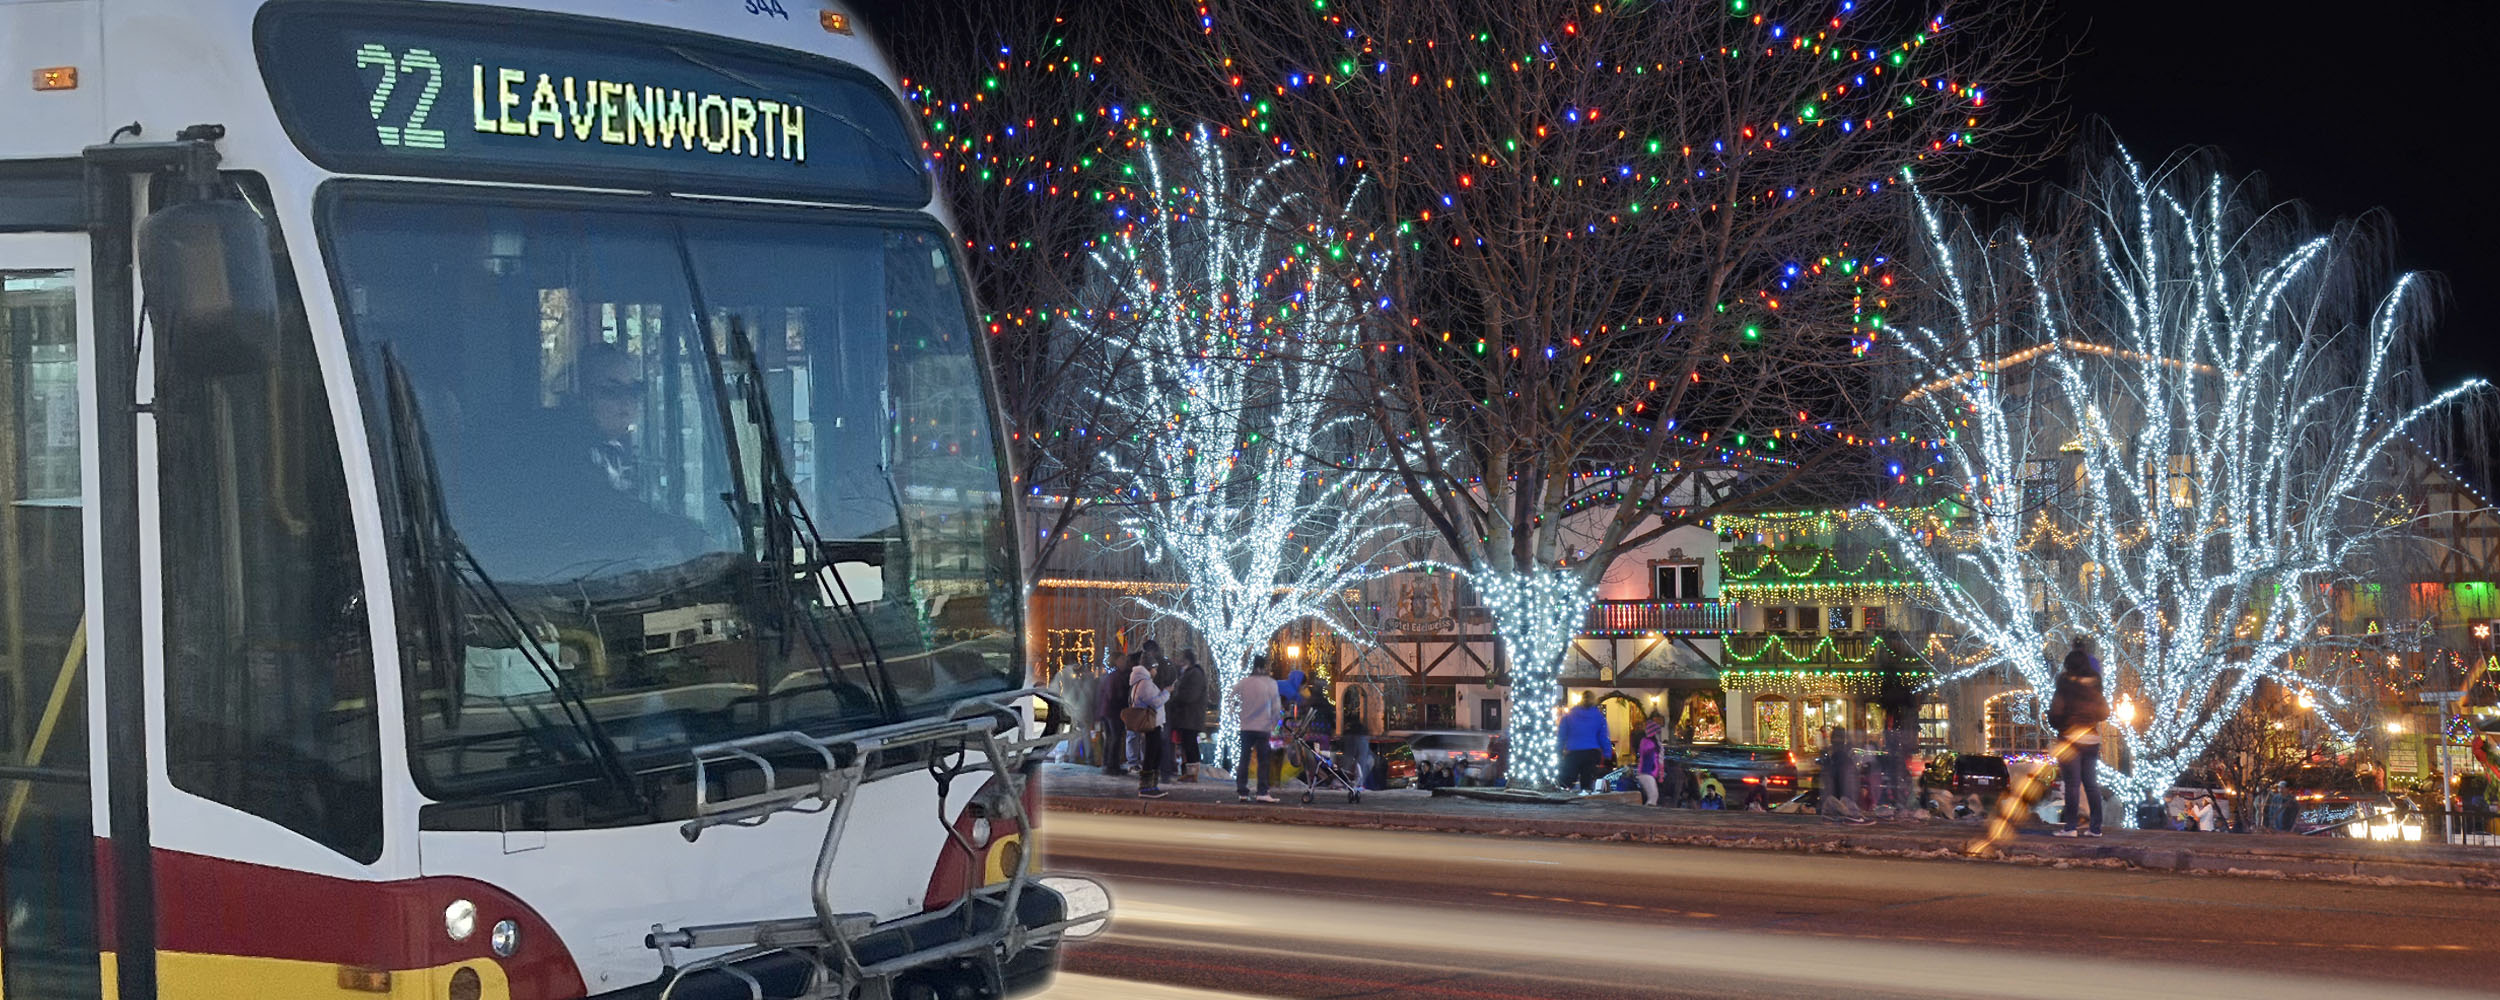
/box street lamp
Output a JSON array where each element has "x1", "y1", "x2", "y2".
[{"x1": 2112, "y1": 694, "x2": 2139, "y2": 727}]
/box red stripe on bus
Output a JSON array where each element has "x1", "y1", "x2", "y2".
[{"x1": 96, "y1": 840, "x2": 587, "y2": 998}]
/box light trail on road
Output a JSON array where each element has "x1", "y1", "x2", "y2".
[{"x1": 1039, "y1": 811, "x2": 2500, "y2": 999}]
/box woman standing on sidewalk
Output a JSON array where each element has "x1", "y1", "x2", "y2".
[
  {"x1": 1127, "y1": 652, "x2": 1172, "y2": 799},
  {"x1": 1634, "y1": 717, "x2": 1666, "y2": 806},
  {"x1": 2048, "y1": 636, "x2": 2110, "y2": 837}
]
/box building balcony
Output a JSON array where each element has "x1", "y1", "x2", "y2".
[
  {"x1": 1718, "y1": 544, "x2": 1929, "y2": 606},
  {"x1": 1720, "y1": 632, "x2": 1898, "y2": 668},
  {"x1": 1718, "y1": 632, "x2": 1931, "y2": 695},
  {"x1": 1582, "y1": 599, "x2": 1735, "y2": 637}
]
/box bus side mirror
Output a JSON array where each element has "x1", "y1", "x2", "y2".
[{"x1": 137, "y1": 199, "x2": 281, "y2": 376}]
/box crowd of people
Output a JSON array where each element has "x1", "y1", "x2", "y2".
[
  {"x1": 1040, "y1": 632, "x2": 2132, "y2": 836},
  {"x1": 1045, "y1": 641, "x2": 1351, "y2": 801}
]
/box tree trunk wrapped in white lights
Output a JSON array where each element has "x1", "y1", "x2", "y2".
[
  {"x1": 1885, "y1": 149, "x2": 2491, "y2": 821},
  {"x1": 1070, "y1": 127, "x2": 1408, "y2": 771},
  {"x1": 1471, "y1": 570, "x2": 1595, "y2": 792}
]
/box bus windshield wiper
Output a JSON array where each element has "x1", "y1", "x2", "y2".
[
  {"x1": 381, "y1": 350, "x2": 650, "y2": 809},
  {"x1": 671, "y1": 238, "x2": 903, "y2": 721},
  {"x1": 719, "y1": 312, "x2": 904, "y2": 718}
]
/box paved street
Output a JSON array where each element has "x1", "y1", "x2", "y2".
[{"x1": 1035, "y1": 812, "x2": 2500, "y2": 999}]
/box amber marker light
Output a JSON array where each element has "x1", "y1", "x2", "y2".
[{"x1": 34, "y1": 66, "x2": 78, "y2": 91}]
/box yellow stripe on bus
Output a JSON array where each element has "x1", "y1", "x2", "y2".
[{"x1": 99, "y1": 951, "x2": 511, "y2": 1000}]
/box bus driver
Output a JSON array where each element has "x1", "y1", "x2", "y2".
[
  {"x1": 573, "y1": 341, "x2": 645, "y2": 496},
  {"x1": 461, "y1": 339, "x2": 710, "y2": 582}
]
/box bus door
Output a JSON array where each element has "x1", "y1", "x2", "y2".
[{"x1": 0, "y1": 232, "x2": 104, "y2": 1000}]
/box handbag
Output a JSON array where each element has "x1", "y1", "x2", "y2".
[{"x1": 1119, "y1": 706, "x2": 1157, "y2": 731}]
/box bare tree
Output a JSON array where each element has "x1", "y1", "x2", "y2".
[
  {"x1": 1074, "y1": 129, "x2": 1414, "y2": 770},
  {"x1": 1883, "y1": 147, "x2": 2492, "y2": 819},
  {"x1": 1174, "y1": 0, "x2": 2056, "y2": 787},
  {"x1": 881, "y1": 0, "x2": 1174, "y2": 589}
]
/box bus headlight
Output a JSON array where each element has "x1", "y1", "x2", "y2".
[
  {"x1": 490, "y1": 919, "x2": 520, "y2": 957},
  {"x1": 444, "y1": 899, "x2": 477, "y2": 942}
]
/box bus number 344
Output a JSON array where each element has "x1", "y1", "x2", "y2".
[{"x1": 745, "y1": 0, "x2": 790, "y2": 18}]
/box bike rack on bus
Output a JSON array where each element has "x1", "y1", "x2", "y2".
[{"x1": 645, "y1": 687, "x2": 1110, "y2": 1000}]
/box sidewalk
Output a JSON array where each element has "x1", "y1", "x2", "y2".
[{"x1": 1036, "y1": 762, "x2": 2500, "y2": 888}]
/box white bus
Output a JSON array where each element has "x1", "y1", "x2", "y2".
[{"x1": 0, "y1": 2, "x2": 1103, "y2": 998}]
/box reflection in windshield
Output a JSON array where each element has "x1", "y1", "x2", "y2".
[{"x1": 329, "y1": 195, "x2": 1018, "y2": 797}]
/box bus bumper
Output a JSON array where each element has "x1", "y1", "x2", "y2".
[{"x1": 596, "y1": 873, "x2": 1110, "y2": 1000}]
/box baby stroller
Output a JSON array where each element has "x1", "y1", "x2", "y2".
[{"x1": 1277, "y1": 712, "x2": 1363, "y2": 804}]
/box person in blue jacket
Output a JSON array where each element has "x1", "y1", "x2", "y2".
[{"x1": 1559, "y1": 695, "x2": 1611, "y2": 793}]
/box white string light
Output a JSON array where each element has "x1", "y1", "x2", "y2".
[
  {"x1": 1472, "y1": 569, "x2": 1598, "y2": 792},
  {"x1": 1884, "y1": 150, "x2": 2491, "y2": 823},
  {"x1": 1069, "y1": 127, "x2": 1408, "y2": 771}
]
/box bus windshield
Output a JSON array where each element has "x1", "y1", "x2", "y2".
[{"x1": 325, "y1": 191, "x2": 1019, "y2": 799}]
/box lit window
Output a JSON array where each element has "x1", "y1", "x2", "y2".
[
  {"x1": 1918, "y1": 702, "x2": 1948, "y2": 751},
  {"x1": 1754, "y1": 695, "x2": 1791, "y2": 748}
]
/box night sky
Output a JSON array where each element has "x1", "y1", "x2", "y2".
[
  {"x1": 2052, "y1": 1, "x2": 2500, "y2": 383},
  {"x1": 865, "y1": 0, "x2": 2500, "y2": 418}
]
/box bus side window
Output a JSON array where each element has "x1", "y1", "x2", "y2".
[{"x1": 156, "y1": 176, "x2": 383, "y2": 864}]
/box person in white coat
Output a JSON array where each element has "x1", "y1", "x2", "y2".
[
  {"x1": 1130, "y1": 652, "x2": 1171, "y2": 798},
  {"x1": 1232, "y1": 654, "x2": 1285, "y2": 803}
]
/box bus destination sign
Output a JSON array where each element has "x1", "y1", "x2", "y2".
[
  {"x1": 256, "y1": 4, "x2": 927, "y2": 205},
  {"x1": 461, "y1": 59, "x2": 809, "y2": 163}
]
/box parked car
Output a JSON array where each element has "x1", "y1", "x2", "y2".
[
  {"x1": 1660, "y1": 743, "x2": 1801, "y2": 810},
  {"x1": 1368, "y1": 737, "x2": 1417, "y2": 790},
  {"x1": 1950, "y1": 753, "x2": 2012, "y2": 804},
  {"x1": 1944, "y1": 752, "x2": 2062, "y2": 818},
  {"x1": 1398, "y1": 730, "x2": 1502, "y2": 785}
]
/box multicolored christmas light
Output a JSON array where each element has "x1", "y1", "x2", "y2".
[{"x1": 1175, "y1": 0, "x2": 2033, "y2": 791}]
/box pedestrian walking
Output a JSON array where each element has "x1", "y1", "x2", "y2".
[
  {"x1": 1096, "y1": 653, "x2": 1131, "y2": 777},
  {"x1": 1559, "y1": 695, "x2": 1610, "y2": 793},
  {"x1": 2048, "y1": 635, "x2": 2110, "y2": 837},
  {"x1": 1126, "y1": 651, "x2": 1172, "y2": 798},
  {"x1": 1233, "y1": 654, "x2": 1284, "y2": 802},
  {"x1": 1634, "y1": 716, "x2": 1666, "y2": 806},
  {"x1": 1170, "y1": 649, "x2": 1211, "y2": 782}
]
